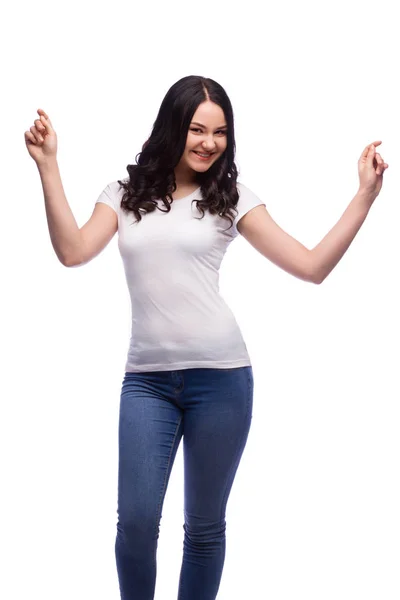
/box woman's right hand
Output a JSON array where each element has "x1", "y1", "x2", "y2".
[
  {"x1": 357, "y1": 141, "x2": 388, "y2": 201},
  {"x1": 24, "y1": 109, "x2": 58, "y2": 165}
]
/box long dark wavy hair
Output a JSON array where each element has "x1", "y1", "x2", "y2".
[{"x1": 117, "y1": 75, "x2": 239, "y2": 231}]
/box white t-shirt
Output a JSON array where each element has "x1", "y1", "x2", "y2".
[{"x1": 96, "y1": 181, "x2": 265, "y2": 372}]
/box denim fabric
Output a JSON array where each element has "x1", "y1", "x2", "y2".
[{"x1": 116, "y1": 367, "x2": 253, "y2": 599}]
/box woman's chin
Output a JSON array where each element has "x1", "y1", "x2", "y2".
[{"x1": 192, "y1": 165, "x2": 212, "y2": 173}]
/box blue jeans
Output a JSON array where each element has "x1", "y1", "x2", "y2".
[{"x1": 116, "y1": 366, "x2": 254, "y2": 600}]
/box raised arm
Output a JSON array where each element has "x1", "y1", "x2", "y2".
[
  {"x1": 25, "y1": 109, "x2": 117, "y2": 267},
  {"x1": 237, "y1": 141, "x2": 388, "y2": 284}
]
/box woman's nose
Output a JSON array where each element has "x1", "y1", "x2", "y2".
[{"x1": 202, "y1": 136, "x2": 216, "y2": 151}]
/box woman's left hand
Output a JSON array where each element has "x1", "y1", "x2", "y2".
[{"x1": 358, "y1": 141, "x2": 389, "y2": 200}]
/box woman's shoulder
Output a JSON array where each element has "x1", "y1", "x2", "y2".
[
  {"x1": 110, "y1": 178, "x2": 129, "y2": 194},
  {"x1": 236, "y1": 181, "x2": 263, "y2": 203},
  {"x1": 95, "y1": 178, "x2": 127, "y2": 213}
]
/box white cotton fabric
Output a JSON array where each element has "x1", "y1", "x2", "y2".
[{"x1": 96, "y1": 181, "x2": 265, "y2": 372}]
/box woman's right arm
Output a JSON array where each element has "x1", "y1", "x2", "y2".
[{"x1": 26, "y1": 109, "x2": 117, "y2": 267}]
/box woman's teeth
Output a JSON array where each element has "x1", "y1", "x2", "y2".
[{"x1": 194, "y1": 151, "x2": 213, "y2": 159}]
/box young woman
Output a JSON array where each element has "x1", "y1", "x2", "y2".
[{"x1": 25, "y1": 75, "x2": 388, "y2": 600}]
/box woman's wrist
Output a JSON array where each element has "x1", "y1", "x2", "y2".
[
  {"x1": 36, "y1": 156, "x2": 58, "y2": 172},
  {"x1": 355, "y1": 187, "x2": 378, "y2": 209}
]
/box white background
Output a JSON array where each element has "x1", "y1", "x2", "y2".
[{"x1": 1, "y1": 0, "x2": 399, "y2": 598}]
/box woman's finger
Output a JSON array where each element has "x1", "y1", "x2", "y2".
[
  {"x1": 34, "y1": 118, "x2": 46, "y2": 133},
  {"x1": 30, "y1": 125, "x2": 43, "y2": 143},
  {"x1": 378, "y1": 164, "x2": 389, "y2": 175},
  {"x1": 38, "y1": 109, "x2": 54, "y2": 132},
  {"x1": 375, "y1": 153, "x2": 388, "y2": 175},
  {"x1": 37, "y1": 108, "x2": 49, "y2": 120},
  {"x1": 25, "y1": 131, "x2": 37, "y2": 144},
  {"x1": 360, "y1": 140, "x2": 382, "y2": 160},
  {"x1": 40, "y1": 114, "x2": 54, "y2": 134},
  {"x1": 366, "y1": 143, "x2": 376, "y2": 167}
]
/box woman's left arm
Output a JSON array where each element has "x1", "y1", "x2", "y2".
[{"x1": 237, "y1": 141, "x2": 389, "y2": 284}]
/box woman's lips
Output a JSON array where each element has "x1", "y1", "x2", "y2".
[{"x1": 192, "y1": 151, "x2": 215, "y2": 161}]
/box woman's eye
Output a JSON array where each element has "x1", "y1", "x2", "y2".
[{"x1": 190, "y1": 128, "x2": 227, "y2": 135}]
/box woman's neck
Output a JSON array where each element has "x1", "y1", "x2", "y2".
[
  {"x1": 173, "y1": 166, "x2": 200, "y2": 199},
  {"x1": 174, "y1": 163, "x2": 198, "y2": 187}
]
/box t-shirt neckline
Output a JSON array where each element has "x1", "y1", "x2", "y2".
[{"x1": 172, "y1": 186, "x2": 201, "y2": 201}]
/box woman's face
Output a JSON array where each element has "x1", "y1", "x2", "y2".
[{"x1": 177, "y1": 100, "x2": 228, "y2": 175}]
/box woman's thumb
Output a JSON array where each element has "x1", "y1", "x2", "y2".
[{"x1": 38, "y1": 109, "x2": 54, "y2": 132}]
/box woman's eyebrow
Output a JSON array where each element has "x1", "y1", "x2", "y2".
[{"x1": 191, "y1": 121, "x2": 228, "y2": 129}]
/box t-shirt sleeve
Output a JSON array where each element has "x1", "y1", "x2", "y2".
[
  {"x1": 232, "y1": 182, "x2": 266, "y2": 235},
  {"x1": 95, "y1": 181, "x2": 121, "y2": 215}
]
